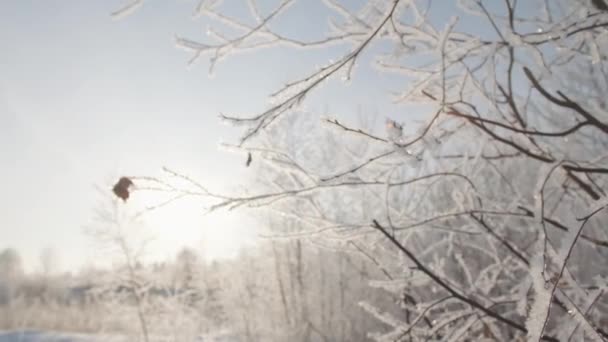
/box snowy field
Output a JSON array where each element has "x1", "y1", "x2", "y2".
[
  {"x1": 0, "y1": 331, "x2": 127, "y2": 342},
  {"x1": 0, "y1": 331, "x2": 239, "y2": 342}
]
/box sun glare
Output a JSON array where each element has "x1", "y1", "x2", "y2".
[{"x1": 135, "y1": 195, "x2": 255, "y2": 262}]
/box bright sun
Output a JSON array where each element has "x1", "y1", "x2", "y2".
[{"x1": 134, "y1": 195, "x2": 255, "y2": 262}]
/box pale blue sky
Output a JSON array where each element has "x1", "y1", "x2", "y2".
[
  {"x1": 0, "y1": 0, "x2": 403, "y2": 272},
  {"x1": 0, "y1": 0, "x2": 536, "y2": 272}
]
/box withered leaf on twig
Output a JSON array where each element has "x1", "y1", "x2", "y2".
[
  {"x1": 246, "y1": 152, "x2": 252, "y2": 167},
  {"x1": 113, "y1": 177, "x2": 133, "y2": 202}
]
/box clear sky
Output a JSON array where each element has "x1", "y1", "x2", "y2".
[
  {"x1": 0, "y1": 0, "x2": 258, "y2": 272},
  {"x1": 1, "y1": 0, "x2": 533, "y2": 273},
  {"x1": 0, "y1": 0, "x2": 401, "y2": 273}
]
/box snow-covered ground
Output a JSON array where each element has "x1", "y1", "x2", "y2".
[
  {"x1": 0, "y1": 330, "x2": 126, "y2": 342},
  {"x1": 0, "y1": 330, "x2": 239, "y2": 342}
]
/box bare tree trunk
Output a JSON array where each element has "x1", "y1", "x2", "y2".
[
  {"x1": 338, "y1": 254, "x2": 345, "y2": 342},
  {"x1": 271, "y1": 241, "x2": 291, "y2": 326},
  {"x1": 117, "y1": 236, "x2": 149, "y2": 342},
  {"x1": 295, "y1": 239, "x2": 307, "y2": 324},
  {"x1": 239, "y1": 298, "x2": 253, "y2": 342},
  {"x1": 319, "y1": 250, "x2": 327, "y2": 335},
  {"x1": 286, "y1": 243, "x2": 298, "y2": 326}
]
